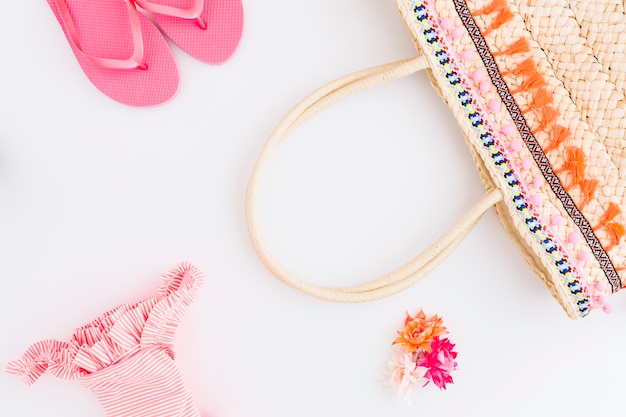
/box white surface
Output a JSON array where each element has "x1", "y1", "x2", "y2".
[{"x1": 1, "y1": 1, "x2": 625, "y2": 416}]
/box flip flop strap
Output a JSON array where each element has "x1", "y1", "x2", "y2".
[
  {"x1": 54, "y1": 0, "x2": 145, "y2": 70},
  {"x1": 133, "y1": 0, "x2": 203, "y2": 19}
]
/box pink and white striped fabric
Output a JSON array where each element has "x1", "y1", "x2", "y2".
[{"x1": 6, "y1": 262, "x2": 204, "y2": 417}]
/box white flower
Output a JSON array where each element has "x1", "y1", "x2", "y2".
[{"x1": 385, "y1": 350, "x2": 428, "y2": 403}]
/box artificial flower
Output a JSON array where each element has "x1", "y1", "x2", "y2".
[
  {"x1": 393, "y1": 309, "x2": 448, "y2": 353},
  {"x1": 418, "y1": 336, "x2": 458, "y2": 390},
  {"x1": 386, "y1": 309, "x2": 457, "y2": 400},
  {"x1": 385, "y1": 350, "x2": 429, "y2": 401}
]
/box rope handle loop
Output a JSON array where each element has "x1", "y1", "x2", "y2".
[{"x1": 245, "y1": 56, "x2": 503, "y2": 302}]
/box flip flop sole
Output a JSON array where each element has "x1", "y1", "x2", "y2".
[
  {"x1": 151, "y1": 0, "x2": 244, "y2": 64},
  {"x1": 47, "y1": 0, "x2": 180, "y2": 106}
]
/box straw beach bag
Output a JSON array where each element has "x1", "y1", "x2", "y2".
[{"x1": 246, "y1": 0, "x2": 626, "y2": 319}]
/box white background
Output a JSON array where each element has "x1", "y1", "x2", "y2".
[{"x1": 1, "y1": 1, "x2": 626, "y2": 416}]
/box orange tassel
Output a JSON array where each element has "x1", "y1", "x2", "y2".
[
  {"x1": 473, "y1": 0, "x2": 508, "y2": 16},
  {"x1": 531, "y1": 106, "x2": 560, "y2": 134},
  {"x1": 577, "y1": 178, "x2": 599, "y2": 209},
  {"x1": 472, "y1": 0, "x2": 514, "y2": 35},
  {"x1": 596, "y1": 202, "x2": 622, "y2": 230},
  {"x1": 544, "y1": 125, "x2": 571, "y2": 153},
  {"x1": 501, "y1": 58, "x2": 536, "y2": 78},
  {"x1": 484, "y1": 9, "x2": 515, "y2": 35},
  {"x1": 492, "y1": 38, "x2": 530, "y2": 57},
  {"x1": 604, "y1": 222, "x2": 625, "y2": 252},
  {"x1": 530, "y1": 87, "x2": 552, "y2": 108},
  {"x1": 555, "y1": 147, "x2": 587, "y2": 181},
  {"x1": 523, "y1": 87, "x2": 553, "y2": 114},
  {"x1": 511, "y1": 70, "x2": 546, "y2": 94}
]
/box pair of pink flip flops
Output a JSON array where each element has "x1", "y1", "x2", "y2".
[{"x1": 48, "y1": 0, "x2": 244, "y2": 106}]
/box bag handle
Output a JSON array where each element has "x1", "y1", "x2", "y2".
[{"x1": 245, "y1": 56, "x2": 503, "y2": 302}]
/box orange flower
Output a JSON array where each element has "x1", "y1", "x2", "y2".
[{"x1": 393, "y1": 310, "x2": 448, "y2": 353}]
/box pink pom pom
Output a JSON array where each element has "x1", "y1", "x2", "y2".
[
  {"x1": 440, "y1": 18, "x2": 453, "y2": 30},
  {"x1": 532, "y1": 176, "x2": 545, "y2": 188},
  {"x1": 595, "y1": 281, "x2": 607, "y2": 292},
  {"x1": 520, "y1": 159, "x2": 532, "y2": 170},
  {"x1": 578, "y1": 251, "x2": 592, "y2": 262},
  {"x1": 479, "y1": 81, "x2": 492, "y2": 93},
  {"x1": 460, "y1": 49, "x2": 476, "y2": 60},
  {"x1": 567, "y1": 232, "x2": 582, "y2": 244},
  {"x1": 489, "y1": 99, "x2": 501, "y2": 113},
  {"x1": 472, "y1": 69, "x2": 486, "y2": 82},
  {"x1": 509, "y1": 139, "x2": 523, "y2": 152},
  {"x1": 603, "y1": 303, "x2": 612, "y2": 314},
  {"x1": 550, "y1": 215, "x2": 565, "y2": 226},
  {"x1": 501, "y1": 125, "x2": 516, "y2": 136},
  {"x1": 451, "y1": 27, "x2": 464, "y2": 39}
]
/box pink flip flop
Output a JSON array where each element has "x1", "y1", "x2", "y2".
[
  {"x1": 135, "y1": 0, "x2": 244, "y2": 64},
  {"x1": 47, "y1": 0, "x2": 179, "y2": 106}
]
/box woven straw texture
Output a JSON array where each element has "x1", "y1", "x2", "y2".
[{"x1": 397, "y1": 0, "x2": 626, "y2": 318}]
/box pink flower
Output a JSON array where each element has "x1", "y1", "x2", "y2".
[
  {"x1": 386, "y1": 350, "x2": 429, "y2": 401},
  {"x1": 418, "y1": 337, "x2": 458, "y2": 390}
]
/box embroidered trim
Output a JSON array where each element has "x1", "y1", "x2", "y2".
[
  {"x1": 451, "y1": 0, "x2": 622, "y2": 292},
  {"x1": 405, "y1": 0, "x2": 591, "y2": 315}
]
